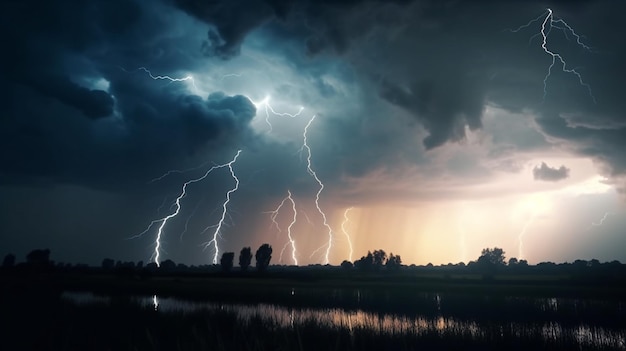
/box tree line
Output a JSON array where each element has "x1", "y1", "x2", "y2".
[{"x1": 3, "y1": 246, "x2": 625, "y2": 278}]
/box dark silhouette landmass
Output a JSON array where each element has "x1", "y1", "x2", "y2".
[
  {"x1": 2, "y1": 246, "x2": 626, "y2": 351},
  {"x1": 2, "y1": 245, "x2": 625, "y2": 301}
]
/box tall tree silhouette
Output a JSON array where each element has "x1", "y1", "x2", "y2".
[
  {"x1": 386, "y1": 253, "x2": 402, "y2": 270},
  {"x1": 239, "y1": 247, "x2": 252, "y2": 271},
  {"x1": 220, "y1": 252, "x2": 234, "y2": 272},
  {"x1": 255, "y1": 244, "x2": 272, "y2": 272}
]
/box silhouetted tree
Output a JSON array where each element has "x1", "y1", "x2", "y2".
[
  {"x1": 476, "y1": 247, "x2": 506, "y2": 278},
  {"x1": 255, "y1": 244, "x2": 273, "y2": 272},
  {"x1": 508, "y1": 257, "x2": 518, "y2": 266},
  {"x1": 26, "y1": 249, "x2": 50, "y2": 265},
  {"x1": 3, "y1": 254, "x2": 15, "y2": 268},
  {"x1": 220, "y1": 252, "x2": 235, "y2": 272},
  {"x1": 478, "y1": 247, "x2": 506, "y2": 266},
  {"x1": 355, "y1": 251, "x2": 374, "y2": 271},
  {"x1": 239, "y1": 247, "x2": 252, "y2": 271},
  {"x1": 386, "y1": 253, "x2": 402, "y2": 270},
  {"x1": 373, "y1": 249, "x2": 387, "y2": 268},
  {"x1": 340, "y1": 260, "x2": 353, "y2": 269},
  {"x1": 102, "y1": 258, "x2": 115, "y2": 270},
  {"x1": 160, "y1": 259, "x2": 176, "y2": 272}
]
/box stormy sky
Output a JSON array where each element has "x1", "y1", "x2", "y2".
[{"x1": 1, "y1": 0, "x2": 625, "y2": 266}]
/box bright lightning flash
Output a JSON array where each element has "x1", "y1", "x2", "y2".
[
  {"x1": 516, "y1": 195, "x2": 550, "y2": 260},
  {"x1": 201, "y1": 150, "x2": 242, "y2": 264},
  {"x1": 250, "y1": 95, "x2": 305, "y2": 132},
  {"x1": 341, "y1": 207, "x2": 354, "y2": 262},
  {"x1": 130, "y1": 151, "x2": 241, "y2": 266},
  {"x1": 269, "y1": 191, "x2": 299, "y2": 265},
  {"x1": 300, "y1": 115, "x2": 334, "y2": 264},
  {"x1": 509, "y1": 8, "x2": 595, "y2": 103}
]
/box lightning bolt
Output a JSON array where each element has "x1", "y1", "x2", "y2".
[
  {"x1": 270, "y1": 191, "x2": 299, "y2": 265},
  {"x1": 119, "y1": 66, "x2": 199, "y2": 93},
  {"x1": 517, "y1": 210, "x2": 538, "y2": 260},
  {"x1": 148, "y1": 160, "x2": 214, "y2": 184},
  {"x1": 129, "y1": 151, "x2": 241, "y2": 266},
  {"x1": 592, "y1": 212, "x2": 611, "y2": 226},
  {"x1": 586, "y1": 211, "x2": 612, "y2": 231},
  {"x1": 509, "y1": 8, "x2": 595, "y2": 103},
  {"x1": 201, "y1": 150, "x2": 242, "y2": 264},
  {"x1": 300, "y1": 115, "x2": 334, "y2": 264},
  {"x1": 267, "y1": 194, "x2": 290, "y2": 236},
  {"x1": 284, "y1": 192, "x2": 299, "y2": 266},
  {"x1": 218, "y1": 71, "x2": 305, "y2": 133},
  {"x1": 250, "y1": 95, "x2": 305, "y2": 133},
  {"x1": 341, "y1": 207, "x2": 354, "y2": 262}
]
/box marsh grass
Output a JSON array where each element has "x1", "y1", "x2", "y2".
[{"x1": 3, "y1": 286, "x2": 625, "y2": 351}]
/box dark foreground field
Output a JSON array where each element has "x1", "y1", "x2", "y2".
[{"x1": 2, "y1": 267, "x2": 626, "y2": 351}]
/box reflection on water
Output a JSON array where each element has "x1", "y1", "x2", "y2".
[{"x1": 61, "y1": 291, "x2": 626, "y2": 350}]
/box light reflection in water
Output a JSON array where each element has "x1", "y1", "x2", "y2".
[{"x1": 61, "y1": 292, "x2": 626, "y2": 350}]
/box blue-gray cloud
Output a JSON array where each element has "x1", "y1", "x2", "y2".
[{"x1": 533, "y1": 162, "x2": 570, "y2": 182}]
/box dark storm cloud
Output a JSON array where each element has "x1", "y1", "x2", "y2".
[
  {"x1": 379, "y1": 76, "x2": 485, "y2": 150},
  {"x1": 2, "y1": 0, "x2": 626, "y2": 267},
  {"x1": 172, "y1": 0, "x2": 414, "y2": 58},
  {"x1": 521, "y1": 2, "x2": 626, "y2": 190},
  {"x1": 4, "y1": 0, "x2": 625, "y2": 193},
  {"x1": 178, "y1": 0, "x2": 623, "y2": 190},
  {"x1": 535, "y1": 113, "x2": 626, "y2": 185},
  {"x1": 0, "y1": 0, "x2": 622, "y2": 188},
  {"x1": 173, "y1": 0, "x2": 284, "y2": 59},
  {"x1": 25, "y1": 75, "x2": 115, "y2": 119},
  {"x1": 290, "y1": 0, "x2": 626, "y2": 186},
  {"x1": 0, "y1": 0, "x2": 259, "y2": 189},
  {"x1": 533, "y1": 162, "x2": 570, "y2": 182},
  {"x1": 168, "y1": 0, "x2": 501, "y2": 151}
]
